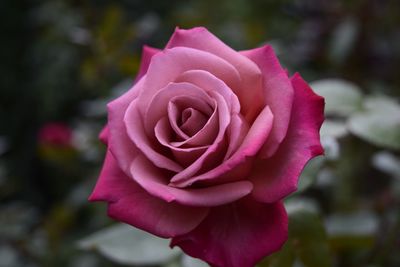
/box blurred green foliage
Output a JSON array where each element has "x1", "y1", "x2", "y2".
[{"x1": 0, "y1": 0, "x2": 399, "y2": 266}]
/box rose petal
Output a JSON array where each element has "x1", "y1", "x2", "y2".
[
  {"x1": 138, "y1": 47, "x2": 241, "y2": 115},
  {"x1": 124, "y1": 99, "x2": 183, "y2": 172},
  {"x1": 107, "y1": 78, "x2": 144, "y2": 174},
  {"x1": 249, "y1": 73, "x2": 324, "y2": 203},
  {"x1": 143, "y1": 82, "x2": 218, "y2": 148},
  {"x1": 89, "y1": 150, "x2": 209, "y2": 238},
  {"x1": 241, "y1": 45, "x2": 295, "y2": 158},
  {"x1": 130, "y1": 155, "x2": 253, "y2": 207},
  {"x1": 174, "y1": 106, "x2": 274, "y2": 187},
  {"x1": 175, "y1": 70, "x2": 240, "y2": 115},
  {"x1": 155, "y1": 117, "x2": 209, "y2": 166},
  {"x1": 224, "y1": 113, "x2": 249, "y2": 160},
  {"x1": 144, "y1": 82, "x2": 214, "y2": 138},
  {"x1": 170, "y1": 101, "x2": 218, "y2": 148},
  {"x1": 171, "y1": 198, "x2": 288, "y2": 267},
  {"x1": 99, "y1": 125, "x2": 109, "y2": 145},
  {"x1": 169, "y1": 91, "x2": 231, "y2": 186},
  {"x1": 134, "y1": 45, "x2": 161, "y2": 83},
  {"x1": 180, "y1": 108, "x2": 209, "y2": 136},
  {"x1": 166, "y1": 27, "x2": 264, "y2": 121},
  {"x1": 168, "y1": 101, "x2": 190, "y2": 140}
]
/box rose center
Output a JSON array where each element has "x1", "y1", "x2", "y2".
[{"x1": 179, "y1": 108, "x2": 208, "y2": 136}]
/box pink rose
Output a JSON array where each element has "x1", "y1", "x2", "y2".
[
  {"x1": 38, "y1": 122, "x2": 72, "y2": 147},
  {"x1": 90, "y1": 27, "x2": 324, "y2": 267}
]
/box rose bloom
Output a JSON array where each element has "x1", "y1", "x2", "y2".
[
  {"x1": 38, "y1": 122, "x2": 72, "y2": 147},
  {"x1": 90, "y1": 27, "x2": 324, "y2": 267}
]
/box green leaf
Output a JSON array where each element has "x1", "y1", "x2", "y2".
[
  {"x1": 78, "y1": 223, "x2": 181, "y2": 265},
  {"x1": 310, "y1": 79, "x2": 363, "y2": 116},
  {"x1": 320, "y1": 120, "x2": 348, "y2": 138},
  {"x1": 259, "y1": 242, "x2": 295, "y2": 267},
  {"x1": 325, "y1": 211, "x2": 378, "y2": 249},
  {"x1": 286, "y1": 199, "x2": 332, "y2": 267},
  {"x1": 372, "y1": 151, "x2": 400, "y2": 178},
  {"x1": 348, "y1": 96, "x2": 400, "y2": 150}
]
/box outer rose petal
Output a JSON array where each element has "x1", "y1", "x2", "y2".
[
  {"x1": 99, "y1": 126, "x2": 109, "y2": 145},
  {"x1": 107, "y1": 78, "x2": 145, "y2": 174},
  {"x1": 134, "y1": 45, "x2": 161, "y2": 82},
  {"x1": 89, "y1": 150, "x2": 209, "y2": 238},
  {"x1": 241, "y1": 45, "x2": 294, "y2": 157},
  {"x1": 171, "y1": 199, "x2": 288, "y2": 267},
  {"x1": 249, "y1": 73, "x2": 324, "y2": 203}
]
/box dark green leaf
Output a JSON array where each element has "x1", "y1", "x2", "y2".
[
  {"x1": 286, "y1": 200, "x2": 332, "y2": 267},
  {"x1": 325, "y1": 211, "x2": 378, "y2": 249}
]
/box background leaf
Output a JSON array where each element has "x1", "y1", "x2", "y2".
[
  {"x1": 348, "y1": 96, "x2": 400, "y2": 150},
  {"x1": 285, "y1": 200, "x2": 333, "y2": 267},
  {"x1": 310, "y1": 79, "x2": 363, "y2": 116},
  {"x1": 78, "y1": 223, "x2": 181, "y2": 265},
  {"x1": 325, "y1": 211, "x2": 379, "y2": 250}
]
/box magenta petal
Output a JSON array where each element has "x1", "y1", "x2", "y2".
[
  {"x1": 241, "y1": 45, "x2": 294, "y2": 157},
  {"x1": 171, "y1": 199, "x2": 288, "y2": 267},
  {"x1": 249, "y1": 73, "x2": 324, "y2": 203},
  {"x1": 99, "y1": 125, "x2": 109, "y2": 145},
  {"x1": 89, "y1": 150, "x2": 209, "y2": 238},
  {"x1": 134, "y1": 45, "x2": 161, "y2": 82}
]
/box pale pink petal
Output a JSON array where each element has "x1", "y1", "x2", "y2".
[
  {"x1": 241, "y1": 45, "x2": 295, "y2": 158},
  {"x1": 168, "y1": 101, "x2": 190, "y2": 140},
  {"x1": 249, "y1": 73, "x2": 324, "y2": 203},
  {"x1": 175, "y1": 70, "x2": 240, "y2": 115},
  {"x1": 134, "y1": 45, "x2": 161, "y2": 82},
  {"x1": 166, "y1": 27, "x2": 265, "y2": 121},
  {"x1": 180, "y1": 108, "x2": 208, "y2": 136},
  {"x1": 175, "y1": 106, "x2": 273, "y2": 187},
  {"x1": 89, "y1": 150, "x2": 208, "y2": 238},
  {"x1": 170, "y1": 91, "x2": 231, "y2": 186},
  {"x1": 171, "y1": 198, "x2": 288, "y2": 267},
  {"x1": 224, "y1": 113, "x2": 249, "y2": 160},
  {"x1": 130, "y1": 155, "x2": 253, "y2": 206},
  {"x1": 124, "y1": 99, "x2": 183, "y2": 172},
  {"x1": 107, "y1": 78, "x2": 144, "y2": 174},
  {"x1": 137, "y1": 47, "x2": 241, "y2": 114},
  {"x1": 143, "y1": 82, "x2": 217, "y2": 146},
  {"x1": 155, "y1": 117, "x2": 209, "y2": 167},
  {"x1": 170, "y1": 100, "x2": 218, "y2": 147}
]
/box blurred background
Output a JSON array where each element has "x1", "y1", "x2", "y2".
[{"x1": 0, "y1": 0, "x2": 399, "y2": 266}]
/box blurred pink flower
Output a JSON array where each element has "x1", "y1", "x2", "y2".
[{"x1": 38, "y1": 122, "x2": 72, "y2": 147}]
